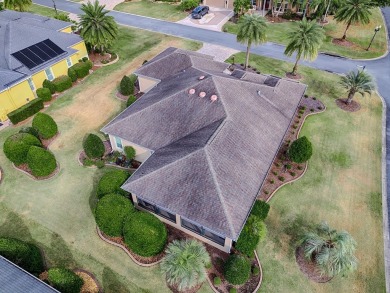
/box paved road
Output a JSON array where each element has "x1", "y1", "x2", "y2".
[{"x1": 32, "y1": 0, "x2": 390, "y2": 290}]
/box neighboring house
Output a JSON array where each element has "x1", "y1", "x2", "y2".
[
  {"x1": 0, "y1": 10, "x2": 88, "y2": 121},
  {"x1": 102, "y1": 48, "x2": 306, "y2": 252},
  {"x1": 0, "y1": 256, "x2": 59, "y2": 293}
]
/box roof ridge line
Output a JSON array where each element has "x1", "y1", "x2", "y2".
[{"x1": 204, "y1": 149, "x2": 236, "y2": 239}]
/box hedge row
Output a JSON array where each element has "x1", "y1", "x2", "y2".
[
  {"x1": 52, "y1": 75, "x2": 72, "y2": 92},
  {"x1": 43, "y1": 79, "x2": 56, "y2": 94},
  {"x1": 47, "y1": 267, "x2": 84, "y2": 293},
  {"x1": 250, "y1": 200, "x2": 270, "y2": 220},
  {"x1": 70, "y1": 61, "x2": 90, "y2": 79},
  {"x1": 235, "y1": 215, "x2": 267, "y2": 257},
  {"x1": 95, "y1": 193, "x2": 135, "y2": 237},
  {"x1": 32, "y1": 113, "x2": 58, "y2": 139},
  {"x1": 3, "y1": 133, "x2": 42, "y2": 165},
  {"x1": 36, "y1": 88, "x2": 52, "y2": 102},
  {"x1": 27, "y1": 146, "x2": 57, "y2": 177},
  {"x1": 123, "y1": 211, "x2": 167, "y2": 257},
  {"x1": 0, "y1": 237, "x2": 44, "y2": 275},
  {"x1": 126, "y1": 95, "x2": 137, "y2": 107},
  {"x1": 96, "y1": 169, "x2": 130, "y2": 198},
  {"x1": 7, "y1": 98, "x2": 44, "y2": 124}
]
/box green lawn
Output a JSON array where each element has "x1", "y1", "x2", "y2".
[
  {"x1": 0, "y1": 26, "x2": 203, "y2": 292},
  {"x1": 224, "y1": 8, "x2": 387, "y2": 59},
  {"x1": 227, "y1": 53, "x2": 384, "y2": 292},
  {"x1": 114, "y1": 0, "x2": 188, "y2": 22},
  {"x1": 28, "y1": 4, "x2": 68, "y2": 18}
]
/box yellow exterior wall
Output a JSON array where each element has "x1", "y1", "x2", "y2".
[
  {"x1": 51, "y1": 59, "x2": 70, "y2": 79},
  {"x1": 71, "y1": 42, "x2": 89, "y2": 64},
  {"x1": 60, "y1": 26, "x2": 72, "y2": 33},
  {"x1": 31, "y1": 70, "x2": 47, "y2": 90},
  {"x1": 0, "y1": 80, "x2": 36, "y2": 121}
]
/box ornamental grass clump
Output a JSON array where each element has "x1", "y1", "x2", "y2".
[{"x1": 161, "y1": 239, "x2": 210, "y2": 291}]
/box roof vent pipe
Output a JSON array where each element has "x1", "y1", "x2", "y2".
[
  {"x1": 210, "y1": 95, "x2": 218, "y2": 102},
  {"x1": 188, "y1": 88, "x2": 196, "y2": 95},
  {"x1": 199, "y1": 76, "x2": 205, "y2": 80},
  {"x1": 199, "y1": 92, "x2": 206, "y2": 98}
]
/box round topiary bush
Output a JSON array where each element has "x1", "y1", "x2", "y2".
[
  {"x1": 95, "y1": 193, "x2": 135, "y2": 237},
  {"x1": 47, "y1": 268, "x2": 84, "y2": 293},
  {"x1": 68, "y1": 67, "x2": 77, "y2": 82},
  {"x1": 119, "y1": 75, "x2": 134, "y2": 96},
  {"x1": 123, "y1": 212, "x2": 167, "y2": 257},
  {"x1": 0, "y1": 237, "x2": 44, "y2": 275},
  {"x1": 32, "y1": 113, "x2": 58, "y2": 139},
  {"x1": 27, "y1": 146, "x2": 57, "y2": 177},
  {"x1": 288, "y1": 136, "x2": 313, "y2": 163},
  {"x1": 96, "y1": 169, "x2": 130, "y2": 198},
  {"x1": 42, "y1": 79, "x2": 56, "y2": 94},
  {"x1": 224, "y1": 255, "x2": 251, "y2": 285},
  {"x1": 19, "y1": 126, "x2": 40, "y2": 139},
  {"x1": 36, "y1": 88, "x2": 52, "y2": 102},
  {"x1": 229, "y1": 288, "x2": 237, "y2": 293},
  {"x1": 83, "y1": 133, "x2": 105, "y2": 159},
  {"x1": 124, "y1": 146, "x2": 136, "y2": 160},
  {"x1": 3, "y1": 133, "x2": 42, "y2": 165},
  {"x1": 214, "y1": 276, "x2": 222, "y2": 285}
]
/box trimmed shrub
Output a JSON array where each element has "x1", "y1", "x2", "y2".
[
  {"x1": 47, "y1": 268, "x2": 84, "y2": 293},
  {"x1": 124, "y1": 146, "x2": 136, "y2": 160},
  {"x1": 36, "y1": 88, "x2": 52, "y2": 102},
  {"x1": 70, "y1": 62, "x2": 90, "y2": 79},
  {"x1": 126, "y1": 95, "x2": 137, "y2": 107},
  {"x1": 288, "y1": 136, "x2": 313, "y2": 163},
  {"x1": 123, "y1": 212, "x2": 167, "y2": 257},
  {"x1": 19, "y1": 126, "x2": 40, "y2": 139},
  {"x1": 83, "y1": 134, "x2": 105, "y2": 159},
  {"x1": 95, "y1": 193, "x2": 135, "y2": 237},
  {"x1": 52, "y1": 75, "x2": 72, "y2": 92},
  {"x1": 0, "y1": 238, "x2": 44, "y2": 275},
  {"x1": 235, "y1": 215, "x2": 267, "y2": 257},
  {"x1": 7, "y1": 98, "x2": 44, "y2": 124},
  {"x1": 214, "y1": 276, "x2": 222, "y2": 285},
  {"x1": 85, "y1": 60, "x2": 93, "y2": 70},
  {"x1": 96, "y1": 169, "x2": 130, "y2": 198},
  {"x1": 119, "y1": 75, "x2": 134, "y2": 96},
  {"x1": 68, "y1": 67, "x2": 77, "y2": 82},
  {"x1": 42, "y1": 79, "x2": 56, "y2": 94},
  {"x1": 250, "y1": 200, "x2": 270, "y2": 220},
  {"x1": 179, "y1": 0, "x2": 199, "y2": 10},
  {"x1": 229, "y1": 289, "x2": 237, "y2": 293},
  {"x1": 82, "y1": 57, "x2": 89, "y2": 62},
  {"x1": 224, "y1": 255, "x2": 251, "y2": 285},
  {"x1": 27, "y1": 146, "x2": 57, "y2": 177},
  {"x1": 252, "y1": 266, "x2": 260, "y2": 276},
  {"x1": 3, "y1": 133, "x2": 42, "y2": 165},
  {"x1": 32, "y1": 113, "x2": 58, "y2": 139}
]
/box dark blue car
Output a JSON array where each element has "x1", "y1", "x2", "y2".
[{"x1": 191, "y1": 6, "x2": 209, "y2": 19}]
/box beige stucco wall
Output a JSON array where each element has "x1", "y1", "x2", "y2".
[
  {"x1": 108, "y1": 135, "x2": 152, "y2": 162},
  {"x1": 205, "y1": 0, "x2": 227, "y2": 8},
  {"x1": 138, "y1": 75, "x2": 160, "y2": 93},
  {"x1": 132, "y1": 194, "x2": 233, "y2": 253}
]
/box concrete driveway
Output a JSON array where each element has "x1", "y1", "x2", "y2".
[{"x1": 176, "y1": 8, "x2": 233, "y2": 31}]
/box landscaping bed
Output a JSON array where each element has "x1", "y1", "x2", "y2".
[
  {"x1": 14, "y1": 162, "x2": 60, "y2": 181},
  {"x1": 89, "y1": 52, "x2": 118, "y2": 66},
  {"x1": 75, "y1": 269, "x2": 102, "y2": 293},
  {"x1": 258, "y1": 96, "x2": 325, "y2": 201},
  {"x1": 295, "y1": 246, "x2": 332, "y2": 283},
  {"x1": 78, "y1": 140, "x2": 112, "y2": 167}
]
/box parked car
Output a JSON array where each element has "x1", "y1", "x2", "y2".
[{"x1": 191, "y1": 6, "x2": 209, "y2": 19}]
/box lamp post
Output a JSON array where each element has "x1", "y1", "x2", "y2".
[{"x1": 366, "y1": 26, "x2": 381, "y2": 51}]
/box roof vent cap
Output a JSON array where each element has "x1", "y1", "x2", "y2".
[
  {"x1": 257, "y1": 90, "x2": 262, "y2": 96},
  {"x1": 210, "y1": 95, "x2": 218, "y2": 102},
  {"x1": 199, "y1": 91, "x2": 206, "y2": 98},
  {"x1": 199, "y1": 75, "x2": 205, "y2": 80},
  {"x1": 188, "y1": 88, "x2": 196, "y2": 95}
]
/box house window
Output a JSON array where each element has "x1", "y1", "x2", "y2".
[
  {"x1": 137, "y1": 198, "x2": 176, "y2": 223},
  {"x1": 137, "y1": 198, "x2": 155, "y2": 212},
  {"x1": 115, "y1": 137, "x2": 123, "y2": 149},
  {"x1": 27, "y1": 78, "x2": 35, "y2": 91},
  {"x1": 66, "y1": 57, "x2": 72, "y2": 68},
  {"x1": 181, "y1": 217, "x2": 226, "y2": 246},
  {"x1": 45, "y1": 68, "x2": 54, "y2": 81}
]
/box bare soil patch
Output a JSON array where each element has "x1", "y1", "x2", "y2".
[
  {"x1": 258, "y1": 96, "x2": 325, "y2": 201},
  {"x1": 336, "y1": 98, "x2": 361, "y2": 112},
  {"x1": 332, "y1": 38, "x2": 355, "y2": 48},
  {"x1": 286, "y1": 72, "x2": 302, "y2": 80},
  {"x1": 295, "y1": 246, "x2": 332, "y2": 283}
]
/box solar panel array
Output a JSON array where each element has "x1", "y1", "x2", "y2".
[{"x1": 11, "y1": 39, "x2": 66, "y2": 70}]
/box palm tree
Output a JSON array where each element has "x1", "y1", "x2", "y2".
[
  {"x1": 299, "y1": 222, "x2": 358, "y2": 277},
  {"x1": 4, "y1": 0, "x2": 32, "y2": 11},
  {"x1": 237, "y1": 14, "x2": 267, "y2": 70},
  {"x1": 284, "y1": 18, "x2": 325, "y2": 76},
  {"x1": 340, "y1": 70, "x2": 375, "y2": 104},
  {"x1": 160, "y1": 239, "x2": 210, "y2": 291},
  {"x1": 334, "y1": 0, "x2": 371, "y2": 40},
  {"x1": 79, "y1": 0, "x2": 118, "y2": 53}
]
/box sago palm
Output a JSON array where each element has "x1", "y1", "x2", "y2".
[
  {"x1": 79, "y1": 0, "x2": 118, "y2": 53},
  {"x1": 4, "y1": 0, "x2": 32, "y2": 11},
  {"x1": 284, "y1": 18, "x2": 324, "y2": 75},
  {"x1": 339, "y1": 70, "x2": 375, "y2": 104},
  {"x1": 299, "y1": 222, "x2": 358, "y2": 277},
  {"x1": 237, "y1": 14, "x2": 267, "y2": 70},
  {"x1": 334, "y1": 0, "x2": 371, "y2": 40},
  {"x1": 160, "y1": 239, "x2": 210, "y2": 291}
]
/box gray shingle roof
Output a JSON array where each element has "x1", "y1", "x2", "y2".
[
  {"x1": 0, "y1": 256, "x2": 59, "y2": 293},
  {"x1": 102, "y1": 48, "x2": 307, "y2": 240},
  {"x1": 0, "y1": 10, "x2": 82, "y2": 90}
]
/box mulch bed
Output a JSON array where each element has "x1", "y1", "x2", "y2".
[
  {"x1": 258, "y1": 96, "x2": 325, "y2": 202},
  {"x1": 88, "y1": 52, "x2": 116, "y2": 66},
  {"x1": 295, "y1": 246, "x2": 332, "y2": 283},
  {"x1": 336, "y1": 98, "x2": 361, "y2": 112},
  {"x1": 206, "y1": 246, "x2": 260, "y2": 293},
  {"x1": 74, "y1": 269, "x2": 102, "y2": 293},
  {"x1": 232, "y1": 63, "x2": 262, "y2": 74},
  {"x1": 167, "y1": 281, "x2": 203, "y2": 293},
  {"x1": 15, "y1": 163, "x2": 60, "y2": 180},
  {"x1": 79, "y1": 141, "x2": 112, "y2": 166},
  {"x1": 332, "y1": 38, "x2": 354, "y2": 48},
  {"x1": 285, "y1": 72, "x2": 302, "y2": 80}
]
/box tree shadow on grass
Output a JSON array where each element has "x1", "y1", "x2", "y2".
[
  {"x1": 89, "y1": 168, "x2": 106, "y2": 214},
  {"x1": 43, "y1": 232, "x2": 77, "y2": 269},
  {"x1": 0, "y1": 209, "x2": 33, "y2": 242},
  {"x1": 282, "y1": 214, "x2": 314, "y2": 257},
  {"x1": 102, "y1": 267, "x2": 151, "y2": 293}
]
